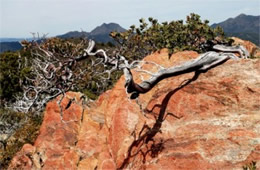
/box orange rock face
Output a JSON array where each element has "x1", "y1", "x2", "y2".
[
  {"x1": 232, "y1": 37, "x2": 260, "y2": 58},
  {"x1": 9, "y1": 50, "x2": 260, "y2": 170}
]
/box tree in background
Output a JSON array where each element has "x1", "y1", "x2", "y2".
[
  {"x1": 0, "y1": 52, "x2": 31, "y2": 103},
  {"x1": 110, "y1": 13, "x2": 233, "y2": 60}
]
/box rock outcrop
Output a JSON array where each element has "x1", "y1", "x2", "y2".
[
  {"x1": 9, "y1": 48, "x2": 260, "y2": 169},
  {"x1": 232, "y1": 37, "x2": 260, "y2": 58}
]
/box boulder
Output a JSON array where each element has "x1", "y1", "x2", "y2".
[
  {"x1": 232, "y1": 37, "x2": 260, "y2": 58},
  {"x1": 9, "y1": 49, "x2": 260, "y2": 170}
]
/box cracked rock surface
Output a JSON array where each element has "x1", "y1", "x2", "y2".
[{"x1": 9, "y1": 48, "x2": 260, "y2": 169}]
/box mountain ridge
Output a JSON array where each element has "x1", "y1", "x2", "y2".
[
  {"x1": 56, "y1": 31, "x2": 90, "y2": 39},
  {"x1": 90, "y1": 22, "x2": 126, "y2": 35},
  {"x1": 0, "y1": 23, "x2": 126, "y2": 53},
  {"x1": 57, "y1": 22, "x2": 126, "y2": 43},
  {"x1": 1, "y1": 14, "x2": 259, "y2": 53},
  {"x1": 211, "y1": 13, "x2": 260, "y2": 45}
]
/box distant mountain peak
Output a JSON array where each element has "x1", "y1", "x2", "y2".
[
  {"x1": 237, "y1": 13, "x2": 246, "y2": 17},
  {"x1": 90, "y1": 22, "x2": 126, "y2": 36},
  {"x1": 57, "y1": 30, "x2": 89, "y2": 39},
  {"x1": 211, "y1": 13, "x2": 260, "y2": 45},
  {"x1": 56, "y1": 23, "x2": 126, "y2": 43},
  {"x1": 101, "y1": 22, "x2": 120, "y2": 26}
]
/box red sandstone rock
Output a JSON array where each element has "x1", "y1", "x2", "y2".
[
  {"x1": 9, "y1": 49, "x2": 260, "y2": 170},
  {"x1": 232, "y1": 37, "x2": 260, "y2": 58}
]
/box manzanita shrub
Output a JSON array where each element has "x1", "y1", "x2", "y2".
[{"x1": 110, "y1": 13, "x2": 233, "y2": 60}]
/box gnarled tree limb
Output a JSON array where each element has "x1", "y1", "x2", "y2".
[
  {"x1": 84, "y1": 40, "x2": 248, "y2": 99},
  {"x1": 10, "y1": 40, "x2": 249, "y2": 113}
]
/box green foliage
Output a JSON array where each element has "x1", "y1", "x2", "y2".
[
  {"x1": 82, "y1": 89, "x2": 98, "y2": 100},
  {"x1": 0, "y1": 37, "x2": 120, "y2": 104},
  {"x1": 0, "y1": 38, "x2": 120, "y2": 168},
  {"x1": 110, "y1": 13, "x2": 232, "y2": 60},
  {"x1": 0, "y1": 52, "x2": 32, "y2": 101},
  {"x1": 21, "y1": 38, "x2": 87, "y2": 58}
]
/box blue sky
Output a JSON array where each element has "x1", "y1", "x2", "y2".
[{"x1": 1, "y1": 0, "x2": 259, "y2": 38}]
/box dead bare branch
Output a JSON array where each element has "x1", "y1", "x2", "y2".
[
  {"x1": 9, "y1": 39, "x2": 249, "y2": 114},
  {"x1": 84, "y1": 40, "x2": 249, "y2": 99}
]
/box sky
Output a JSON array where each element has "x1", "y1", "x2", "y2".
[{"x1": 0, "y1": 0, "x2": 259, "y2": 38}]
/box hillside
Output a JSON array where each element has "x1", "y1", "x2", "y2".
[
  {"x1": 57, "y1": 31, "x2": 89, "y2": 39},
  {"x1": 0, "y1": 42, "x2": 22, "y2": 53},
  {"x1": 9, "y1": 44, "x2": 260, "y2": 169},
  {"x1": 90, "y1": 23, "x2": 126, "y2": 36},
  {"x1": 0, "y1": 38, "x2": 29, "y2": 43},
  {"x1": 211, "y1": 14, "x2": 260, "y2": 45},
  {"x1": 0, "y1": 23, "x2": 125, "y2": 53},
  {"x1": 58, "y1": 23, "x2": 126, "y2": 43}
]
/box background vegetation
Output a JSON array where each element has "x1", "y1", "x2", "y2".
[{"x1": 110, "y1": 13, "x2": 232, "y2": 60}]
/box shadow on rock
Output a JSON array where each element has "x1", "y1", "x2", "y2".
[{"x1": 119, "y1": 71, "x2": 201, "y2": 169}]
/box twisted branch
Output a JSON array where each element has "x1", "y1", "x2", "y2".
[
  {"x1": 84, "y1": 41, "x2": 249, "y2": 99},
  {"x1": 10, "y1": 40, "x2": 249, "y2": 113}
]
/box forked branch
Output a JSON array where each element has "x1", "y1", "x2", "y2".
[
  {"x1": 85, "y1": 41, "x2": 248, "y2": 99},
  {"x1": 10, "y1": 40, "x2": 249, "y2": 113}
]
